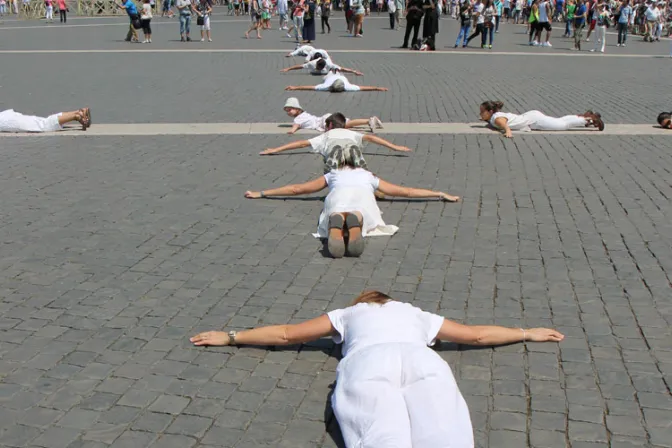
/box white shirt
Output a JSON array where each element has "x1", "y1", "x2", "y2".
[
  {"x1": 305, "y1": 48, "x2": 331, "y2": 62},
  {"x1": 176, "y1": 0, "x2": 191, "y2": 10},
  {"x1": 645, "y1": 6, "x2": 659, "y2": 20},
  {"x1": 474, "y1": 2, "x2": 485, "y2": 23},
  {"x1": 490, "y1": 111, "x2": 534, "y2": 131},
  {"x1": 328, "y1": 301, "x2": 444, "y2": 358},
  {"x1": 309, "y1": 128, "x2": 364, "y2": 157},
  {"x1": 324, "y1": 168, "x2": 379, "y2": 194},
  {"x1": 314, "y1": 72, "x2": 360, "y2": 92},
  {"x1": 293, "y1": 111, "x2": 331, "y2": 131},
  {"x1": 303, "y1": 58, "x2": 341, "y2": 75},
  {"x1": 290, "y1": 45, "x2": 315, "y2": 57},
  {"x1": 141, "y1": 3, "x2": 153, "y2": 19}
]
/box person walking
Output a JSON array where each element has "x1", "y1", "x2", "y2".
[
  {"x1": 564, "y1": 0, "x2": 575, "y2": 36},
  {"x1": 57, "y1": 0, "x2": 67, "y2": 22},
  {"x1": 245, "y1": 0, "x2": 263, "y2": 38},
  {"x1": 494, "y1": 0, "x2": 502, "y2": 31},
  {"x1": 481, "y1": 0, "x2": 496, "y2": 48},
  {"x1": 454, "y1": 0, "x2": 472, "y2": 46},
  {"x1": 393, "y1": 0, "x2": 403, "y2": 28},
  {"x1": 590, "y1": 1, "x2": 607, "y2": 51},
  {"x1": 321, "y1": 0, "x2": 332, "y2": 32},
  {"x1": 292, "y1": 0, "x2": 305, "y2": 41},
  {"x1": 402, "y1": 0, "x2": 424, "y2": 47},
  {"x1": 466, "y1": 0, "x2": 485, "y2": 46},
  {"x1": 141, "y1": 0, "x2": 153, "y2": 42},
  {"x1": 117, "y1": 0, "x2": 140, "y2": 42},
  {"x1": 195, "y1": 0, "x2": 212, "y2": 41},
  {"x1": 277, "y1": 0, "x2": 288, "y2": 28},
  {"x1": 303, "y1": 0, "x2": 317, "y2": 42},
  {"x1": 387, "y1": 0, "x2": 396, "y2": 28},
  {"x1": 572, "y1": 0, "x2": 587, "y2": 49},
  {"x1": 351, "y1": 0, "x2": 365, "y2": 36},
  {"x1": 45, "y1": 0, "x2": 54, "y2": 22},
  {"x1": 176, "y1": 0, "x2": 193, "y2": 41},
  {"x1": 0, "y1": 0, "x2": 6, "y2": 16}
]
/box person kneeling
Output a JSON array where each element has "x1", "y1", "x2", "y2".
[{"x1": 246, "y1": 145, "x2": 459, "y2": 258}]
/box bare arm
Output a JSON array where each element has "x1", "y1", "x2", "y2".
[
  {"x1": 437, "y1": 319, "x2": 564, "y2": 346},
  {"x1": 287, "y1": 123, "x2": 301, "y2": 134},
  {"x1": 377, "y1": 179, "x2": 460, "y2": 202},
  {"x1": 338, "y1": 67, "x2": 364, "y2": 76},
  {"x1": 191, "y1": 315, "x2": 334, "y2": 346},
  {"x1": 244, "y1": 176, "x2": 327, "y2": 198},
  {"x1": 280, "y1": 64, "x2": 307, "y2": 72},
  {"x1": 260, "y1": 139, "x2": 311, "y2": 154},
  {"x1": 358, "y1": 86, "x2": 389, "y2": 92},
  {"x1": 493, "y1": 116, "x2": 512, "y2": 138},
  {"x1": 363, "y1": 134, "x2": 411, "y2": 152},
  {"x1": 286, "y1": 85, "x2": 317, "y2": 91}
]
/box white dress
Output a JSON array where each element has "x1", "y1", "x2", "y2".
[
  {"x1": 490, "y1": 111, "x2": 587, "y2": 132},
  {"x1": 314, "y1": 169, "x2": 399, "y2": 238},
  {"x1": 0, "y1": 109, "x2": 63, "y2": 133},
  {"x1": 328, "y1": 301, "x2": 474, "y2": 448}
]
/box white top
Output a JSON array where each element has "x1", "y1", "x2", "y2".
[
  {"x1": 141, "y1": 3, "x2": 153, "y2": 19},
  {"x1": 305, "y1": 48, "x2": 331, "y2": 63},
  {"x1": 490, "y1": 111, "x2": 533, "y2": 131},
  {"x1": 474, "y1": 2, "x2": 485, "y2": 23},
  {"x1": 303, "y1": 58, "x2": 341, "y2": 75},
  {"x1": 290, "y1": 45, "x2": 315, "y2": 57},
  {"x1": 645, "y1": 6, "x2": 659, "y2": 21},
  {"x1": 293, "y1": 111, "x2": 331, "y2": 131},
  {"x1": 176, "y1": 0, "x2": 191, "y2": 9},
  {"x1": 538, "y1": 0, "x2": 549, "y2": 22},
  {"x1": 323, "y1": 168, "x2": 379, "y2": 193},
  {"x1": 309, "y1": 128, "x2": 364, "y2": 157},
  {"x1": 314, "y1": 72, "x2": 360, "y2": 92},
  {"x1": 327, "y1": 301, "x2": 445, "y2": 358}
]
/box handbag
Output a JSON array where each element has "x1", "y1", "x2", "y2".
[
  {"x1": 197, "y1": 15, "x2": 204, "y2": 24},
  {"x1": 132, "y1": 16, "x2": 143, "y2": 28}
]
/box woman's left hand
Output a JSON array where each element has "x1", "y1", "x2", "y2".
[
  {"x1": 190, "y1": 331, "x2": 230, "y2": 346},
  {"x1": 525, "y1": 328, "x2": 565, "y2": 342},
  {"x1": 245, "y1": 191, "x2": 262, "y2": 198},
  {"x1": 285, "y1": 86, "x2": 297, "y2": 91},
  {"x1": 440, "y1": 193, "x2": 460, "y2": 202}
]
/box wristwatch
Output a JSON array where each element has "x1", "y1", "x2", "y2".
[{"x1": 227, "y1": 330, "x2": 238, "y2": 346}]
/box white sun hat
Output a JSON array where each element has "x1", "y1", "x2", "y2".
[{"x1": 284, "y1": 97, "x2": 303, "y2": 110}]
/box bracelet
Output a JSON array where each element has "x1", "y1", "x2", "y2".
[
  {"x1": 521, "y1": 328, "x2": 527, "y2": 342},
  {"x1": 260, "y1": 191, "x2": 266, "y2": 198}
]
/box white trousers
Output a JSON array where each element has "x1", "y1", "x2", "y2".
[
  {"x1": 593, "y1": 25, "x2": 606, "y2": 52},
  {"x1": 332, "y1": 343, "x2": 474, "y2": 448},
  {"x1": 0, "y1": 109, "x2": 63, "y2": 133},
  {"x1": 524, "y1": 110, "x2": 587, "y2": 131},
  {"x1": 46, "y1": 5, "x2": 53, "y2": 19}
]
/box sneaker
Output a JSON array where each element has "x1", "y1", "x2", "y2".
[
  {"x1": 148, "y1": 39, "x2": 152, "y2": 43},
  {"x1": 286, "y1": 33, "x2": 291, "y2": 38},
  {"x1": 532, "y1": 40, "x2": 539, "y2": 46},
  {"x1": 373, "y1": 116, "x2": 384, "y2": 129},
  {"x1": 208, "y1": 38, "x2": 212, "y2": 42},
  {"x1": 616, "y1": 43, "x2": 621, "y2": 46},
  {"x1": 590, "y1": 48, "x2": 595, "y2": 52},
  {"x1": 585, "y1": 37, "x2": 590, "y2": 41},
  {"x1": 180, "y1": 37, "x2": 185, "y2": 42},
  {"x1": 529, "y1": 41, "x2": 535, "y2": 46},
  {"x1": 600, "y1": 49, "x2": 604, "y2": 53},
  {"x1": 622, "y1": 43, "x2": 626, "y2": 47},
  {"x1": 355, "y1": 33, "x2": 362, "y2": 37},
  {"x1": 368, "y1": 117, "x2": 377, "y2": 133},
  {"x1": 186, "y1": 37, "x2": 191, "y2": 41},
  {"x1": 488, "y1": 44, "x2": 492, "y2": 49},
  {"x1": 462, "y1": 44, "x2": 467, "y2": 47},
  {"x1": 544, "y1": 41, "x2": 552, "y2": 47},
  {"x1": 454, "y1": 44, "x2": 458, "y2": 48},
  {"x1": 200, "y1": 38, "x2": 204, "y2": 42}
]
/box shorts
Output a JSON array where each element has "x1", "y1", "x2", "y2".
[
  {"x1": 538, "y1": 21, "x2": 551, "y2": 31},
  {"x1": 504, "y1": 7, "x2": 509, "y2": 15},
  {"x1": 234, "y1": 3, "x2": 239, "y2": 8}
]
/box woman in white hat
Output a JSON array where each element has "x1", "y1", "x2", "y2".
[
  {"x1": 282, "y1": 97, "x2": 384, "y2": 134},
  {"x1": 285, "y1": 69, "x2": 388, "y2": 92},
  {"x1": 191, "y1": 289, "x2": 564, "y2": 447}
]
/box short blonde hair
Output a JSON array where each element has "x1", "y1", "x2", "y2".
[{"x1": 351, "y1": 290, "x2": 392, "y2": 306}]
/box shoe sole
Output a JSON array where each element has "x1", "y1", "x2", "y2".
[
  {"x1": 345, "y1": 214, "x2": 365, "y2": 257},
  {"x1": 327, "y1": 215, "x2": 346, "y2": 258}
]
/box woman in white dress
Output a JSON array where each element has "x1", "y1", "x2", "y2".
[
  {"x1": 245, "y1": 145, "x2": 459, "y2": 258},
  {"x1": 479, "y1": 100, "x2": 604, "y2": 138},
  {"x1": 191, "y1": 290, "x2": 565, "y2": 448},
  {"x1": 0, "y1": 107, "x2": 90, "y2": 133}
]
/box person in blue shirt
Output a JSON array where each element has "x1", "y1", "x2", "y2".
[
  {"x1": 616, "y1": 0, "x2": 632, "y2": 46},
  {"x1": 117, "y1": 0, "x2": 140, "y2": 42},
  {"x1": 572, "y1": 0, "x2": 587, "y2": 50},
  {"x1": 554, "y1": 0, "x2": 564, "y2": 21}
]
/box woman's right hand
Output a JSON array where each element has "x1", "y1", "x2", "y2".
[
  {"x1": 503, "y1": 129, "x2": 513, "y2": 138},
  {"x1": 244, "y1": 191, "x2": 262, "y2": 199},
  {"x1": 525, "y1": 328, "x2": 565, "y2": 342},
  {"x1": 440, "y1": 193, "x2": 460, "y2": 202}
]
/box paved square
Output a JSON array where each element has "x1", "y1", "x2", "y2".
[{"x1": 1, "y1": 7, "x2": 671, "y2": 448}]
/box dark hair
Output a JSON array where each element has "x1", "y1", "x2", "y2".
[
  {"x1": 480, "y1": 100, "x2": 504, "y2": 113},
  {"x1": 315, "y1": 58, "x2": 327, "y2": 71},
  {"x1": 657, "y1": 112, "x2": 671, "y2": 126},
  {"x1": 351, "y1": 290, "x2": 392, "y2": 306},
  {"x1": 310, "y1": 51, "x2": 324, "y2": 61},
  {"x1": 325, "y1": 112, "x2": 347, "y2": 129}
]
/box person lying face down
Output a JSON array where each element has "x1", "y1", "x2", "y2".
[
  {"x1": 282, "y1": 97, "x2": 383, "y2": 134},
  {"x1": 190, "y1": 289, "x2": 564, "y2": 447},
  {"x1": 657, "y1": 112, "x2": 671, "y2": 129},
  {"x1": 285, "y1": 69, "x2": 388, "y2": 92},
  {"x1": 280, "y1": 57, "x2": 364, "y2": 76},
  {"x1": 0, "y1": 107, "x2": 91, "y2": 133}
]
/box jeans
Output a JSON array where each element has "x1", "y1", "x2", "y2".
[
  {"x1": 322, "y1": 16, "x2": 331, "y2": 32},
  {"x1": 402, "y1": 17, "x2": 421, "y2": 47},
  {"x1": 293, "y1": 15, "x2": 304, "y2": 40},
  {"x1": 59, "y1": 9, "x2": 66, "y2": 22},
  {"x1": 0, "y1": 4, "x2": 5, "y2": 14},
  {"x1": 278, "y1": 12, "x2": 287, "y2": 26},
  {"x1": 483, "y1": 24, "x2": 493, "y2": 45},
  {"x1": 495, "y1": 15, "x2": 500, "y2": 31},
  {"x1": 467, "y1": 23, "x2": 485, "y2": 45},
  {"x1": 565, "y1": 17, "x2": 572, "y2": 35},
  {"x1": 180, "y1": 13, "x2": 191, "y2": 34},
  {"x1": 617, "y1": 22, "x2": 627, "y2": 44},
  {"x1": 389, "y1": 12, "x2": 394, "y2": 29},
  {"x1": 455, "y1": 24, "x2": 470, "y2": 46}
]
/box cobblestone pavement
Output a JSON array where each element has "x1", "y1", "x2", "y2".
[{"x1": 1, "y1": 7, "x2": 671, "y2": 448}]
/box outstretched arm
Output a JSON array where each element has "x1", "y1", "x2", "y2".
[
  {"x1": 339, "y1": 67, "x2": 364, "y2": 76},
  {"x1": 358, "y1": 86, "x2": 389, "y2": 92},
  {"x1": 280, "y1": 64, "x2": 307, "y2": 72},
  {"x1": 363, "y1": 134, "x2": 412, "y2": 152},
  {"x1": 493, "y1": 117, "x2": 512, "y2": 138},
  {"x1": 191, "y1": 315, "x2": 334, "y2": 346},
  {"x1": 286, "y1": 86, "x2": 317, "y2": 91},
  {"x1": 244, "y1": 176, "x2": 327, "y2": 198},
  {"x1": 287, "y1": 123, "x2": 301, "y2": 134},
  {"x1": 260, "y1": 139, "x2": 311, "y2": 155},
  {"x1": 377, "y1": 179, "x2": 460, "y2": 202},
  {"x1": 437, "y1": 320, "x2": 564, "y2": 346}
]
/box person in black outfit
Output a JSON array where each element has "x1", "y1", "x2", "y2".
[
  {"x1": 422, "y1": 0, "x2": 438, "y2": 42},
  {"x1": 402, "y1": 0, "x2": 424, "y2": 48}
]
